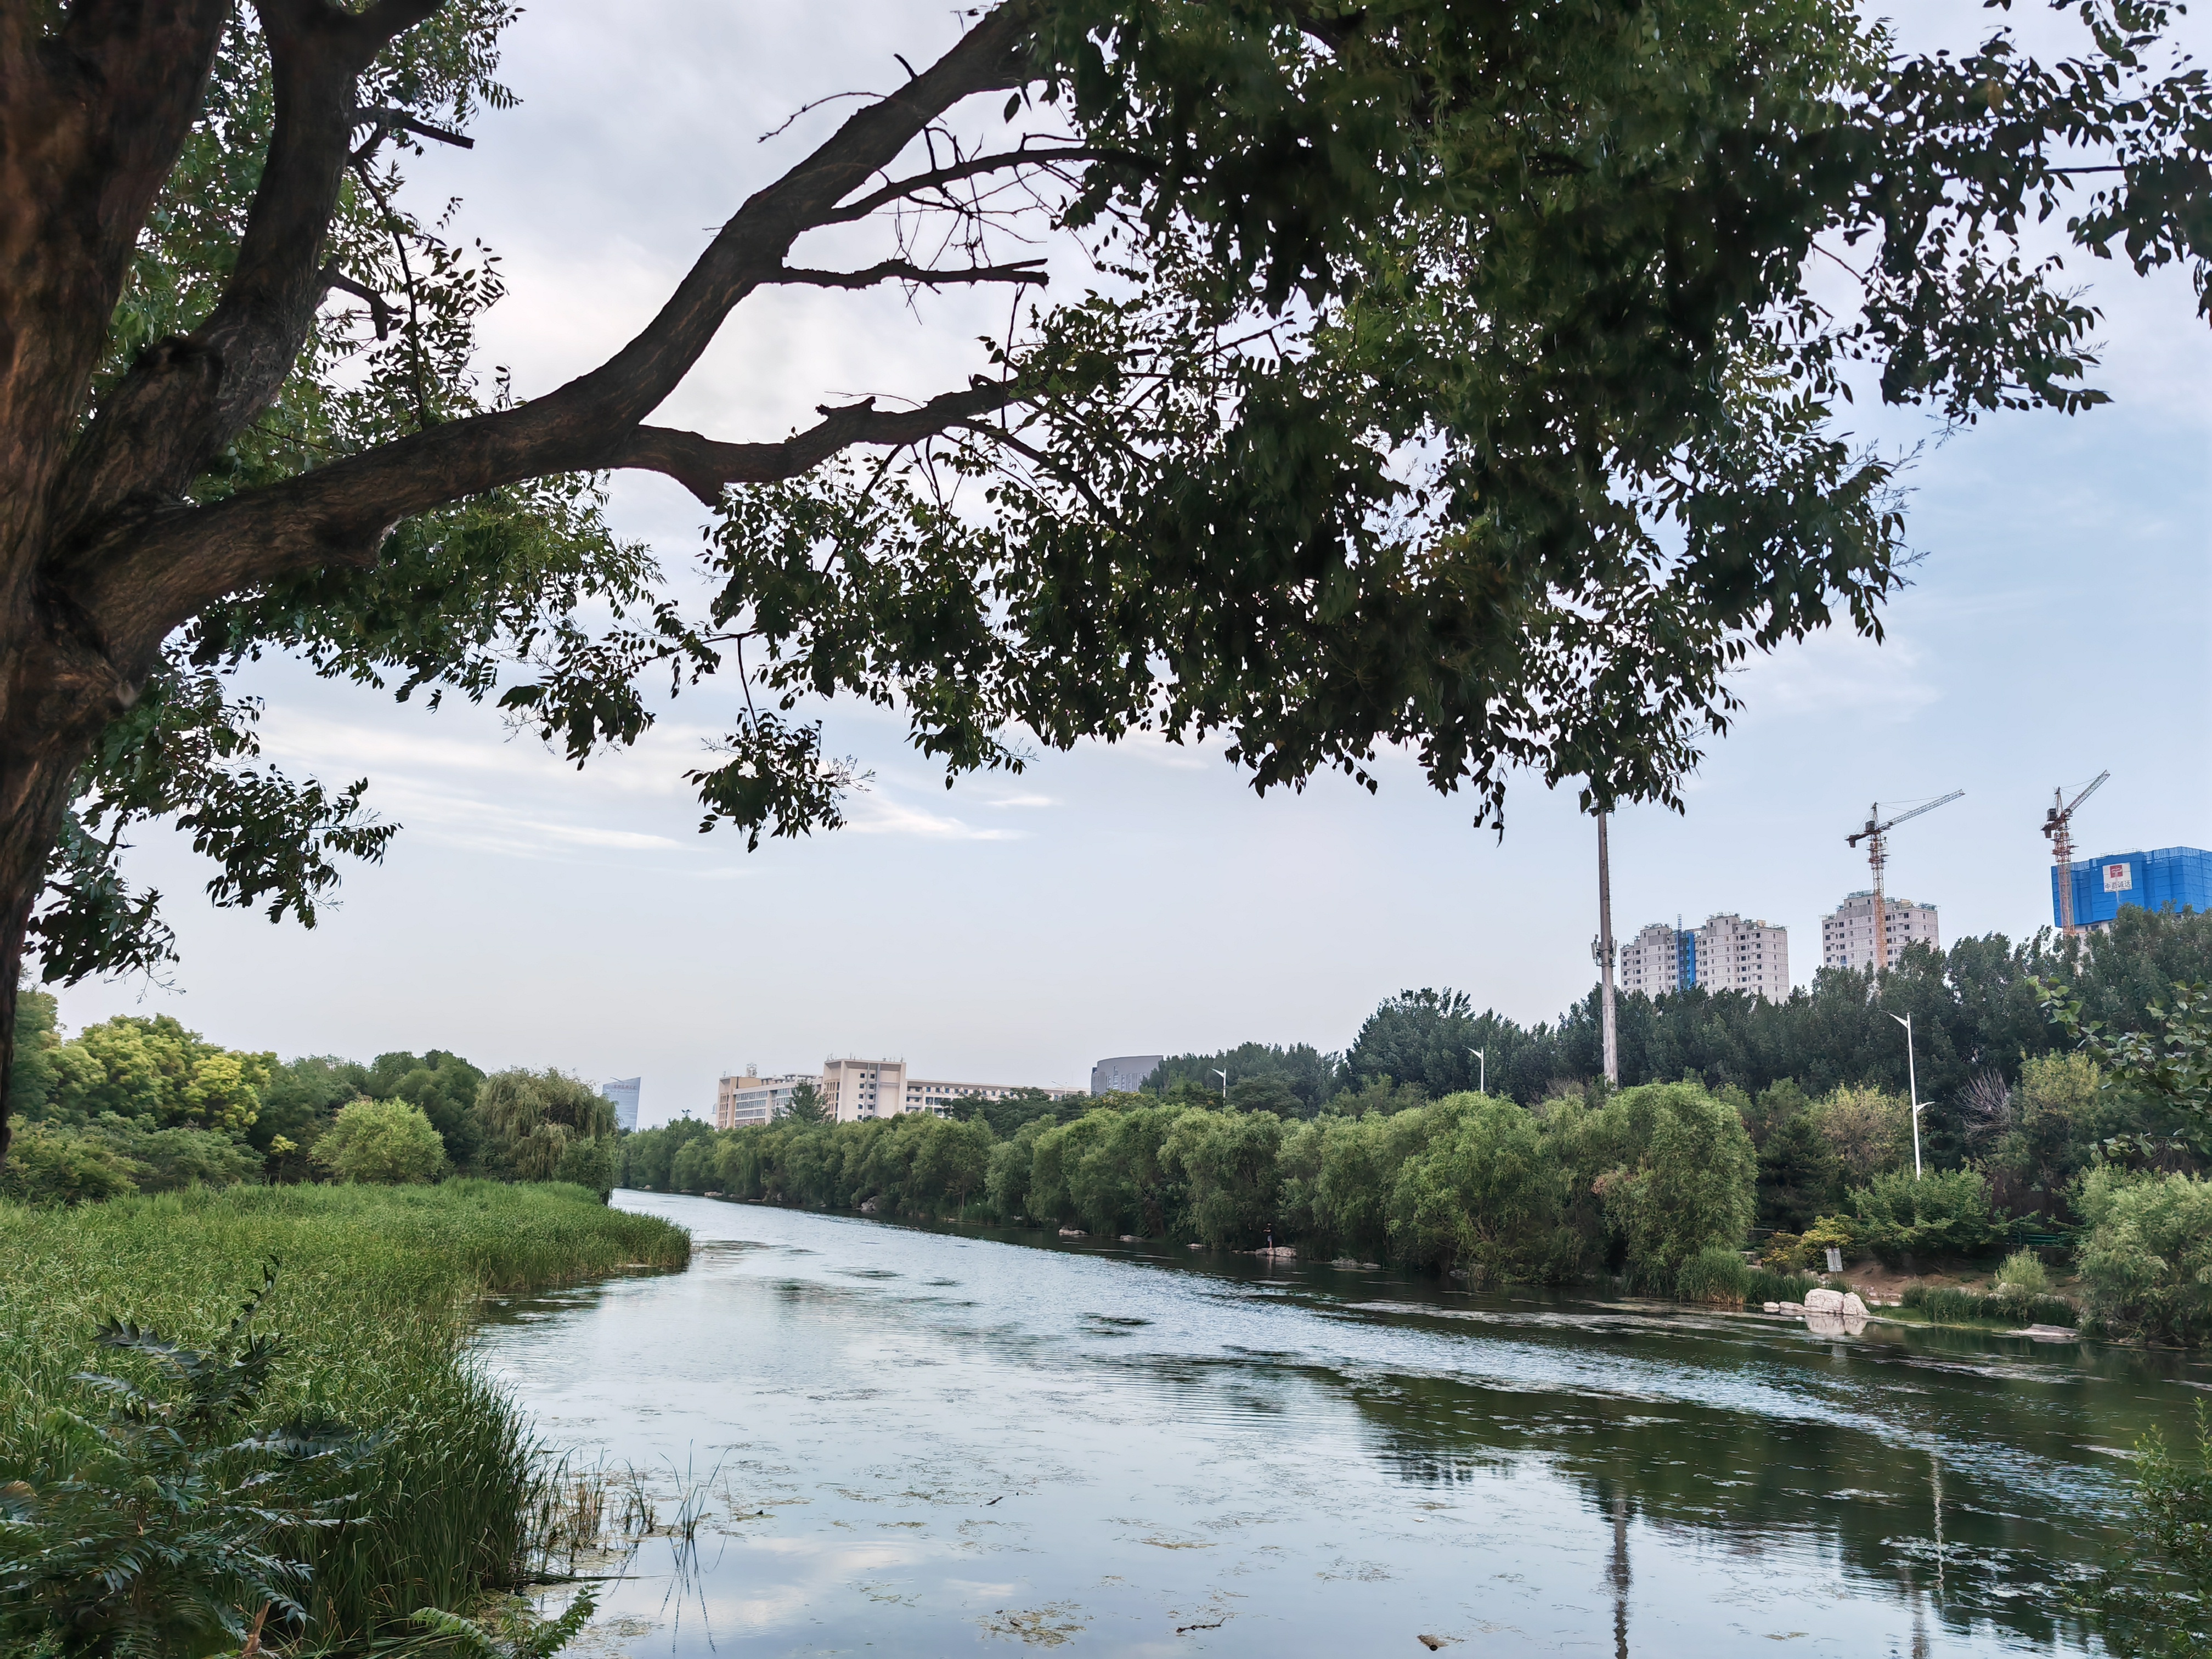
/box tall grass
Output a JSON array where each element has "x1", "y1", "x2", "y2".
[
  {"x1": 1900, "y1": 1282, "x2": 2078, "y2": 1328},
  {"x1": 0, "y1": 1180, "x2": 687, "y2": 1649}
]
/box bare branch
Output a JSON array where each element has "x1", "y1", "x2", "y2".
[
  {"x1": 826, "y1": 145, "x2": 1146, "y2": 223},
  {"x1": 772, "y1": 257, "x2": 1048, "y2": 290},
  {"x1": 354, "y1": 104, "x2": 475, "y2": 150}
]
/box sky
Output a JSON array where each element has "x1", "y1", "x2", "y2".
[{"x1": 54, "y1": 3, "x2": 2212, "y2": 1125}]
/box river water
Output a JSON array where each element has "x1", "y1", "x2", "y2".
[{"x1": 472, "y1": 1191, "x2": 2209, "y2": 1658}]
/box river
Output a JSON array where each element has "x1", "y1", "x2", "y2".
[{"x1": 471, "y1": 1191, "x2": 2209, "y2": 1657}]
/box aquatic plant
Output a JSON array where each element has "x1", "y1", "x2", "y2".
[{"x1": 0, "y1": 1182, "x2": 687, "y2": 1649}]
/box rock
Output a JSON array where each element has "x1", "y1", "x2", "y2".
[
  {"x1": 1803, "y1": 1287, "x2": 1846, "y2": 1313},
  {"x1": 1763, "y1": 1302, "x2": 1781, "y2": 1313},
  {"x1": 2017, "y1": 1323, "x2": 2080, "y2": 1341},
  {"x1": 858, "y1": 1198, "x2": 879, "y2": 1214},
  {"x1": 1775, "y1": 1301, "x2": 1807, "y2": 1313},
  {"x1": 1840, "y1": 1293, "x2": 1870, "y2": 1319},
  {"x1": 1119, "y1": 1234, "x2": 1140, "y2": 1242},
  {"x1": 1255, "y1": 1245, "x2": 1296, "y2": 1260},
  {"x1": 1058, "y1": 1227, "x2": 1086, "y2": 1238},
  {"x1": 1189, "y1": 1242, "x2": 1205, "y2": 1251}
]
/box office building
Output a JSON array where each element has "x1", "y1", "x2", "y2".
[
  {"x1": 1821, "y1": 891, "x2": 1940, "y2": 972},
  {"x1": 2053, "y1": 846, "x2": 2212, "y2": 930},
  {"x1": 601, "y1": 1077, "x2": 640, "y2": 1132},
  {"x1": 1619, "y1": 915, "x2": 1788, "y2": 1001},
  {"x1": 714, "y1": 1072, "x2": 811, "y2": 1130},
  {"x1": 821, "y1": 1057, "x2": 1084, "y2": 1122},
  {"x1": 1091, "y1": 1054, "x2": 1164, "y2": 1095}
]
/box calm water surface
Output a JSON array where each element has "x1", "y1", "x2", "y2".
[{"x1": 471, "y1": 1192, "x2": 2211, "y2": 1657}]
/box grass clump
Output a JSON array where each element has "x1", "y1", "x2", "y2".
[
  {"x1": 0, "y1": 1180, "x2": 687, "y2": 1651},
  {"x1": 1900, "y1": 1281, "x2": 2077, "y2": 1329}
]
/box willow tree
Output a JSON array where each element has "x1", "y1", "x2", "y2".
[{"x1": 2, "y1": 0, "x2": 2207, "y2": 1156}]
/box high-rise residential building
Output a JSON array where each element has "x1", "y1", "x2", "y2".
[
  {"x1": 1695, "y1": 913, "x2": 1790, "y2": 1001},
  {"x1": 2053, "y1": 847, "x2": 2211, "y2": 930},
  {"x1": 1821, "y1": 890, "x2": 1940, "y2": 972},
  {"x1": 1091, "y1": 1055, "x2": 1164, "y2": 1095},
  {"x1": 601, "y1": 1077, "x2": 640, "y2": 1132},
  {"x1": 714, "y1": 1073, "x2": 811, "y2": 1130},
  {"x1": 1620, "y1": 922, "x2": 1698, "y2": 997},
  {"x1": 1618, "y1": 915, "x2": 1788, "y2": 1001}
]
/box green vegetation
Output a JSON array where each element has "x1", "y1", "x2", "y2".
[
  {"x1": 628, "y1": 1081, "x2": 1765, "y2": 1294},
  {"x1": 2, "y1": 990, "x2": 618, "y2": 1205},
  {"x1": 1899, "y1": 1283, "x2": 2079, "y2": 1330},
  {"x1": 0, "y1": 1182, "x2": 687, "y2": 1652},
  {"x1": 2079, "y1": 1404, "x2": 2212, "y2": 1657}
]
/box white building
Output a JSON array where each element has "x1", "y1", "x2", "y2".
[
  {"x1": 1696, "y1": 913, "x2": 1790, "y2": 1001},
  {"x1": 1620, "y1": 922, "x2": 1693, "y2": 997},
  {"x1": 1618, "y1": 915, "x2": 1790, "y2": 1001},
  {"x1": 1821, "y1": 891, "x2": 1940, "y2": 973},
  {"x1": 714, "y1": 1072, "x2": 811, "y2": 1130}
]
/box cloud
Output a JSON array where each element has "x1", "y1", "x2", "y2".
[
  {"x1": 844, "y1": 793, "x2": 1024, "y2": 841},
  {"x1": 1732, "y1": 629, "x2": 1940, "y2": 723},
  {"x1": 981, "y1": 792, "x2": 1059, "y2": 809}
]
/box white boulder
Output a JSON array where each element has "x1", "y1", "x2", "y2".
[{"x1": 1803, "y1": 1287, "x2": 1846, "y2": 1313}]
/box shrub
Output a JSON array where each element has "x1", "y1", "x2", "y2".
[
  {"x1": 1991, "y1": 1248, "x2": 2051, "y2": 1314},
  {"x1": 1675, "y1": 1244, "x2": 1750, "y2": 1305},
  {"x1": 1846, "y1": 1168, "x2": 2002, "y2": 1264},
  {"x1": 1745, "y1": 1267, "x2": 1821, "y2": 1305},
  {"x1": 2076, "y1": 1403, "x2": 2212, "y2": 1653},
  {"x1": 315, "y1": 1100, "x2": 446, "y2": 1184},
  {"x1": 554, "y1": 1135, "x2": 614, "y2": 1199},
  {"x1": 1387, "y1": 1095, "x2": 1579, "y2": 1282},
  {"x1": 1759, "y1": 1231, "x2": 1809, "y2": 1272},
  {"x1": 2075, "y1": 1167, "x2": 2212, "y2": 1345},
  {"x1": 0, "y1": 1120, "x2": 139, "y2": 1205}
]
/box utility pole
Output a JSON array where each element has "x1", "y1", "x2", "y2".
[
  {"x1": 1468, "y1": 1047, "x2": 1486, "y2": 1095},
  {"x1": 1212, "y1": 1068, "x2": 1228, "y2": 1102},
  {"x1": 1595, "y1": 810, "x2": 1618, "y2": 1087}
]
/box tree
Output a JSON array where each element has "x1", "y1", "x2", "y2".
[
  {"x1": 7, "y1": 0, "x2": 2210, "y2": 1167},
  {"x1": 476, "y1": 1069, "x2": 615, "y2": 1182},
  {"x1": 781, "y1": 1080, "x2": 827, "y2": 1126},
  {"x1": 314, "y1": 1097, "x2": 445, "y2": 1183}
]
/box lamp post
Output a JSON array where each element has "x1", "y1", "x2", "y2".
[
  {"x1": 1212, "y1": 1068, "x2": 1228, "y2": 1102},
  {"x1": 1888, "y1": 1012, "x2": 1924, "y2": 1178},
  {"x1": 1468, "y1": 1047, "x2": 1486, "y2": 1095}
]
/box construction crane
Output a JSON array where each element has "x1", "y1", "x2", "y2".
[
  {"x1": 1846, "y1": 791, "x2": 1965, "y2": 984},
  {"x1": 2044, "y1": 771, "x2": 2111, "y2": 936}
]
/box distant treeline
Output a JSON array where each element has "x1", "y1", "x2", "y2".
[
  {"x1": 1149, "y1": 906, "x2": 2212, "y2": 1166},
  {"x1": 3, "y1": 997, "x2": 617, "y2": 1202}
]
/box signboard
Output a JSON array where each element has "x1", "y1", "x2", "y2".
[
  {"x1": 2104, "y1": 862, "x2": 2134, "y2": 894},
  {"x1": 1824, "y1": 1246, "x2": 1844, "y2": 1274}
]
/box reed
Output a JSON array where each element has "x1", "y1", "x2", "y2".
[
  {"x1": 0, "y1": 1180, "x2": 687, "y2": 1650},
  {"x1": 1899, "y1": 1282, "x2": 2078, "y2": 1328}
]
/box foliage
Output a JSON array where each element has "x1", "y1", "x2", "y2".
[
  {"x1": 781, "y1": 1080, "x2": 827, "y2": 1126},
  {"x1": 1754, "y1": 1099, "x2": 1840, "y2": 1232},
  {"x1": 2078, "y1": 1404, "x2": 2212, "y2": 1659},
  {"x1": 1846, "y1": 1169, "x2": 2003, "y2": 1264},
  {"x1": 1676, "y1": 1245, "x2": 1752, "y2": 1306},
  {"x1": 2042, "y1": 975, "x2": 2212, "y2": 1160},
  {"x1": 476, "y1": 1071, "x2": 616, "y2": 1183},
  {"x1": 0, "y1": 1266, "x2": 363, "y2": 1659},
  {"x1": 412, "y1": 1587, "x2": 599, "y2": 1659},
  {"x1": 2075, "y1": 1167, "x2": 2212, "y2": 1346},
  {"x1": 41, "y1": 1016, "x2": 274, "y2": 1136},
  {"x1": 1810, "y1": 1086, "x2": 1912, "y2": 1189},
  {"x1": 1900, "y1": 1283, "x2": 2078, "y2": 1329},
  {"x1": 0, "y1": 1121, "x2": 142, "y2": 1206},
  {"x1": 364, "y1": 1051, "x2": 488, "y2": 1175},
  {"x1": 0, "y1": 1184, "x2": 687, "y2": 1648},
  {"x1": 1993, "y1": 1247, "x2": 2052, "y2": 1308},
  {"x1": 1587, "y1": 1083, "x2": 1759, "y2": 1291},
  {"x1": 1149, "y1": 1044, "x2": 1341, "y2": 1118},
  {"x1": 314, "y1": 1100, "x2": 447, "y2": 1185},
  {"x1": 1383, "y1": 1094, "x2": 1579, "y2": 1281}
]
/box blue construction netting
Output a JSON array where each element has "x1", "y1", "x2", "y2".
[{"x1": 2052, "y1": 846, "x2": 2212, "y2": 928}]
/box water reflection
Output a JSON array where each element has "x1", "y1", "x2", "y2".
[{"x1": 471, "y1": 1194, "x2": 2210, "y2": 1658}]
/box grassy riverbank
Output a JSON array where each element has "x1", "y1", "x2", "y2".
[{"x1": 0, "y1": 1181, "x2": 689, "y2": 1650}]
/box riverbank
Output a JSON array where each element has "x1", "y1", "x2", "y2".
[{"x1": 0, "y1": 1180, "x2": 689, "y2": 1650}]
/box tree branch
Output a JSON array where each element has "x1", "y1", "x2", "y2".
[
  {"x1": 772, "y1": 257, "x2": 1048, "y2": 290},
  {"x1": 606, "y1": 382, "x2": 1028, "y2": 505},
  {"x1": 322, "y1": 270, "x2": 394, "y2": 338},
  {"x1": 825, "y1": 145, "x2": 1148, "y2": 223}
]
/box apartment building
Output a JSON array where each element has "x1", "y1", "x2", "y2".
[
  {"x1": 714, "y1": 1073, "x2": 811, "y2": 1130},
  {"x1": 1618, "y1": 915, "x2": 1788, "y2": 1001},
  {"x1": 1697, "y1": 913, "x2": 1790, "y2": 1001},
  {"x1": 1821, "y1": 890, "x2": 1940, "y2": 972}
]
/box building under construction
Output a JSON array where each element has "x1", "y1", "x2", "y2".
[{"x1": 2052, "y1": 847, "x2": 2212, "y2": 930}]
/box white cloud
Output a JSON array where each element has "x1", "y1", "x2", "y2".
[{"x1": 844, "y1": 792, "x2": 1024, "y2": 841}]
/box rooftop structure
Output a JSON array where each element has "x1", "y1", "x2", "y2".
[{"x1": 2052, "y1": 847, "x2": 2212, "y2": 930}]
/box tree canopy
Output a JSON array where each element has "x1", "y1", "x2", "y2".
[{"x1": 5, "y1": 0, "x2": 2210, "y2": 1153}]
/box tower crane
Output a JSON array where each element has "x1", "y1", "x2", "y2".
[
  {"x1": 1846, "y1": 791, "x2": 1964, "y2": 983},
  {"x1": 2044, "y1": 771, "x2": 2110, "y2": 936}
]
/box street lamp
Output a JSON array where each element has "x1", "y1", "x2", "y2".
[
  {"x1": 1468, "y1": 1047, "x2": 1486, "y2": 1095},
  {"x1": 1212, "y1": 1068, "x2": 1228, "y2": 1102},
  {"x1": 1888, "y1": 1012, "x2": 1924, "y2": 1178}
]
